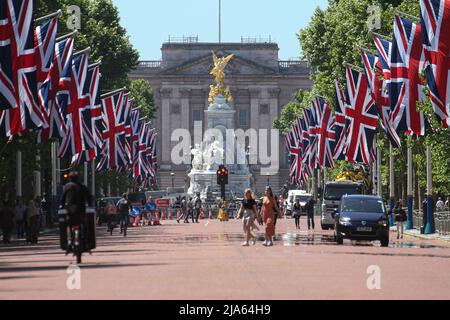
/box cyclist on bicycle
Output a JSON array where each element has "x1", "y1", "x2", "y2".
[
  {"x1": 116, "y1": 193, "x2": 132, "y2": 234},
  {"x1": 61, "y1": 171, "x2": 92, "y2": 253}
]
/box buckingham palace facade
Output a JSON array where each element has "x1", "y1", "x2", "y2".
[{"x1": 129, "y1": 39, "x2": 312, "y2": 194}]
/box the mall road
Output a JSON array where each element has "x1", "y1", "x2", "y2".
[{"x1": 1, "y1": 217, "x2": 450, "y2": 300}]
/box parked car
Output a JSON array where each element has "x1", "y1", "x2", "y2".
[
  {"x1": 97, "y1": 197, "x2": 121, "y2": 225},
  {"x1": 334, "y1": 195, "x2": 389, "y2": 247}
]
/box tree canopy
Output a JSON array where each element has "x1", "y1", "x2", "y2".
[{"x1": 275, "y1": 0, "x2": 449, "y2": 199}]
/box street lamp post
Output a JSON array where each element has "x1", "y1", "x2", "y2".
[{"x1": 170, "y1": 172, "x2": 175, "y2": 189}]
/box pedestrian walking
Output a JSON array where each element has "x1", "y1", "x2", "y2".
[
  {"x1": 185, "y1": 197, "x2": 195, "y2": 223},
  {"x1": 27, "y1": 199, "x2": 40, "y2": 244},
  {"x1": 177, "y1": 197, "x2": 187, "y2": 223},
  {"x1": 14, "y1": 198, "x2": 26, "y2": 239},
  {"x1": 260, "y1": 186, "x2": 281, "y2": 247},
  {"x1": 237, "y1": 189, "x2": 258, "y2": 246},
  {"x1": 445, "y1": 197, "x2": 449, "y2": 210},
  {"x1": 394, "y1": 201, "x2": 407, "y2": 240},
  {"x1": 306, "y1": 198, "x2": 316, "y2": 231},
  {"x1": 145, "y1": 197, "x2": 157, "y2": 226},
  {"x1": 293, "y1": 198, "x2": 301, "y2": 230},
  {"x1": 193, "y1": 193, "x2": 202, "y2": 223},
  {"x1": 105, "y1": 201, "x2": 117, "y2": 232},
  {"x1": 116, "y1": 194, "x2": 133, "y2": 234},
  {"x1": 0, "y1": 200, "x2": 14, "y2": 244},
  {"x1": 436, "y1": 197, "x2": 445, "y2": 212}
]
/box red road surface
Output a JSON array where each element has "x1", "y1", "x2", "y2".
[{"x1": 1, "y1": 217, "x2": 450, "y2": 300}]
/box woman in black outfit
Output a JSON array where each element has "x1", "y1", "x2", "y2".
[
  {"x1": 293, "y1": 199, "x2": 302, "y2": 230},
  {"x1": 238, "y1": 189, "x2": 258, "y2": 246}
]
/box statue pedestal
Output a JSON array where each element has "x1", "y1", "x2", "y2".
[{"x1": 188, "y1": 94, "x2": 251, "y2": 201}]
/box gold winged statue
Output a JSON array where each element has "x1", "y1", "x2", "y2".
[{"x1": 209, "y1": 51, "x2": 234, "y2": 104}]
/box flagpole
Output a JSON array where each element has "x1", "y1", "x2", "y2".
[
  {"x1": 389, "y1": 144, "x2": 395, "y2": 227},
  {"x1": 56, "y1": 30, "x2": 77, "y2": 42},
  {"x1": 34, "y1": 150, "x2": 42, "y2": 199},
  {"x1": 91, "y1": 161, "x2": 96, "y2": 198},
  {"x1": 389, "y1": 7, "x2": 420, "y2": 22},
  {"x1": 51, "y1": 142, "x2": 57, "y2": 221},
  {"x1": 219, "y1": 0, "x2": 222, "y2": 43},
  {"x1": 377, "y1": 146, "x2": 382, "y2": 197},
  {"x1": 406, "y1": 139, "x2": 414, "y2": 230},
  {"x1": 100, "y1": 87, "x2": 127, "y2": 99},
  {"x1": 34, "y1": 10, "x2": 62, "y2": 23},
  {"x1": 16, "y1": 150, "x2": 22, "y2": 199},
  {"x1": 84, "y1": 162, "x2": 88, "y2": 186},
  {"x1": 425, "y1": 144, "x2": 435, "y2": 234}
]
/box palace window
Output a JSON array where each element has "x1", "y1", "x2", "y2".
[
  {"x1": 238, "y1": 109, "x2": 249, "y2": 127},
  {"x1": 193, "y1": 110, "x2": 203, "y2": 122},
  {"x1": 260, "y1": 104, "x2": 269, "y2": 115},
  {"x1": 171, "y1": 104, "x2": 181, "y2": 114}
]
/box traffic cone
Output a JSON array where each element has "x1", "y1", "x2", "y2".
[
  {"x1": 154, "y1": 211, "x2": 161, "y2": 226},
  {"x1": 161, "y1": 210, "x2": 166, "y2": 221},
  {"x1": 209, "y1": 209, "x2": 213, "y2": 220}
]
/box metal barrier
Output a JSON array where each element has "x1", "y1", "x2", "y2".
[
  {"x1": 436, "y1": 211, "x2": 450, "y2": 236},
  {"x1": 412, "y1": 210, "x2": 450, "y2": 236},
  {"x1": 412, "y1": 210, "x2": 423, "y2": 232}
]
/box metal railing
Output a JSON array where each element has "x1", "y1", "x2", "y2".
[
  {"x1": 278, "y1": 60, "x2": 309, "y2": 70},
  {"x1": 412, "y1": 210, "x2": 450, "y2": 236},
  {"x1": 241, "y1": 36, "x2": 274, "y2": 44},
  {"x1": 167, "y1": 35, "x2": 199, "y2": 43},
  {"x1": 138, "y1": 61, "x2": 162, "y2": 69},
  {"x1": 436, "y1": 211, "x2": 450, "y2": 236}
]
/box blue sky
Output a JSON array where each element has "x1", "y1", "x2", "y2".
[{"x1": 112, "y1": 0, "x2": 329, "y2": 61}]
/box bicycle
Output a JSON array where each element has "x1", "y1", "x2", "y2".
[
  {"x1": 119, "y1": 214, "x2": 129, "y2": 237},
  {"x1": 107, "y1": 215, "x2": 118, "y2": 236}
]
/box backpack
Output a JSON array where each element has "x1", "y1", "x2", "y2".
[
  {"x1": 194, "y1": 198, "x2": 202, "y2": 209},
  {"x1": 118, "y1": 199, "x2": 130, "y2": 214},
  {"x1": 64, "y1": 183, "x2": 81, "y2": 215}
]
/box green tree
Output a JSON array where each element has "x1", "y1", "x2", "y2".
[
  {"x1": 129, "y1": 80, "x2": 157, "y2": 120},
  {"x1": 277, "y1": 0, "x2": 449, "y2": 197}
]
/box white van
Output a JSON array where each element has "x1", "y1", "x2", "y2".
[{"x1": 285, "y1": 190, "x2": 312, "y2": 216}]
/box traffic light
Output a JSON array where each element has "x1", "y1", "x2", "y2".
[
  {"x1": 216, "y1": 165, "x2": 229, "y2": 185},
  {"x1": 63, "y1": 173, "x2": 70, "y2": 181}
]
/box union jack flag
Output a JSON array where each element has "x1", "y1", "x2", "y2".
[
  {"x1": 420, "y1": 0, "x2": 450, "y2": 128},
  {"x1": 130, "y1": 108, "x2": 140, "y2": 170},
  {"x1": 285, "y1": 124, "x2": 302, "y2": 186},
  {"x1": 133, "y1": 117, "x2": 146, "y2": 179},
  {"x1": 35, "y1": 16, "x2": 58, "y2": 121},
  {"x1": 314, "y1": 98, "x2": 336, "y2": 169},
  {"x1": 332, "y1": 79, "x2": 349, "y2": 160},
  {"x1": 71, "y1": 65, "x2": 101, "y2": 166},
  {"x1": 308, "y1": 99, "x2": 320, "y2": 169},
  {"x1": 119, "y1": 95, "x2": 133, "y2": 168},
  {"x1": 58, "y1": 51, "x2": 93, "y2": 158},
  {"x1": 96, "y1": 90, "x2": 127, "y2": 171},
  {"x1": 344, "y1": 67, "x2": 378, "y2": 165},
  {"x1": 299, "y1": 110, "x2": 312, "y2": 184},
  {"x1": 390, "y1": 15, "x2": 427, "y2": 137},
  {"x1": 361, "y1": 49, "x2": 401, "y2": 147},
  {"x1": 37, "y1": 36, "x2": 74, "y2": 141},
  {"x1": 0, "y1": 0, "x2": 45, "y2": 136},
  {"x1": 146, "y1": 127, "x2": 157, "y2": 178}
]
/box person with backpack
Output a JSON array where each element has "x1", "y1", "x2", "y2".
[
  {"x1": 61, "y1": 172, "x2": 92, "y2": 227},
  {"x1": 185, "y1": 197, "x2": 195, "y2": 223},
  {"x1": 394, "y1": 201, "x2": 407, "y2": 240},
  {"x1": 177, "y1": 197, "x2": 187, "y2": 224},
  {"x1": 306, "y1": 198, "x2": 316, "y2": 231},
  {"x1": 116, "y1": 194, "x2": 133, "y2": 234},
  {"x1": 193, "y1": 193, "x2": 202, "y2": 223}
]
